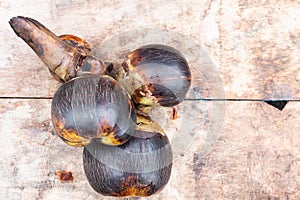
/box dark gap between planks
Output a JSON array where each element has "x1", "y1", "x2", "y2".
[
  {"x1": 0, "y1": 96, "x2": 296, "y2": 110},
  {"x1": 0, "y1": 97, "x2": 298, "y2": 103}
]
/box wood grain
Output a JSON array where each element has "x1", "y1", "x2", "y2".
[
  {"x1": 1, "y1": 0, "x2": 299, "y2": 99},
  {"x1": 0, "y1": 99, "x2": 299, "y2": 199}
]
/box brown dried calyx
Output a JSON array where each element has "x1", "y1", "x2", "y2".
[{"x1": 9, "y1": 16, "x2": 105, "y2": 82}]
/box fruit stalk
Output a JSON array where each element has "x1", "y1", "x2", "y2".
[{"x1": 9, "y1": 16, "x2": 82, "y2": 82}]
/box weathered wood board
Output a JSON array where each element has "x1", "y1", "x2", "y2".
[
  {"x1": 0, "y1": 0, "x2": 300, "y2": 199},
  {"x1": 1, "y1": 100, "x2": 299, "y2": 199},
  {"x1": 1, "y1": 0, "x2": 299, "y2": 99}
]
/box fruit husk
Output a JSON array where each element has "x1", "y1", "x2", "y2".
[
  {"x1": 51, "y1": 75, "x2": 136, "y2": 146},
  {"x1": 83, "y1": 130, "x2": 173, "y2": 197}
]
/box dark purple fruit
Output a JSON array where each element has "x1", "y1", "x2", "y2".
[
  {"x1": 51, "y1": 75, "x2": 136, "y2": 147},
  {"x1": 83, "y1": 130, "x2": 173, "y2": 197},
  {"x1": 111, "y1": 44, "x2": 192, "y2": 107}
]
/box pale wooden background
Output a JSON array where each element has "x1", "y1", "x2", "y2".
[{"x1": 0, "y1": 0, "x2": 300, "y2": 199}]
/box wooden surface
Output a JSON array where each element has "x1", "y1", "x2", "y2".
[
  {"x1": 1, "y1": 0, "x2": 299, "y2": 100},
  {"x1": 0, "y1": 0, "x2": 300, "y2": 199}
]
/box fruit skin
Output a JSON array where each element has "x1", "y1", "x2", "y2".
[
  {"x1": 51, "y1": 75, "x2": 136, "y2": 146},
  {"x1": 83, "y1": 130, "x2": 173, "y2": 197},
  {"x1": 110, "y1": 44, "x2": 192, "y2": 107}
]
